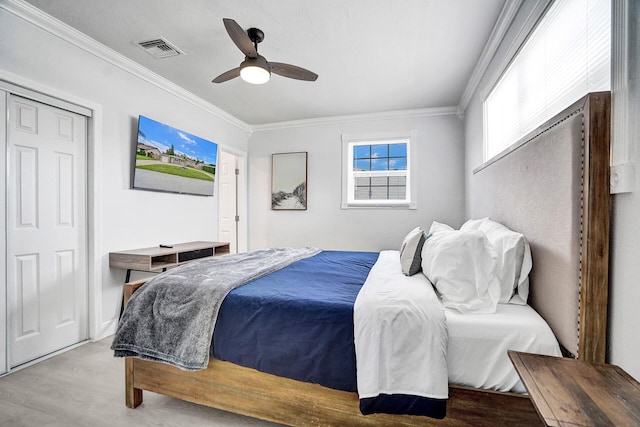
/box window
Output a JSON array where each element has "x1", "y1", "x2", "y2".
[
  {"x1": 341, "y1": 131, "x2": 417, "y2": 209},
  {"x1": 483, "y1": 0, "x2": 611, "y2": 162}
]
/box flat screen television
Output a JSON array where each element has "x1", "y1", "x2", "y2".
[{"x1": 133, "y1": 115, "x2": 218, "y2": 196}]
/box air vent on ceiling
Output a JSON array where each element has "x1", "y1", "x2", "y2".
[{"x1": 136, "y1": 37, "x2": 184, "y2": 59}]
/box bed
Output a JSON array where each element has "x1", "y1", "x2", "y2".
[{"x1": 115, "y1": 92, "x2": 610, "y2": 426}]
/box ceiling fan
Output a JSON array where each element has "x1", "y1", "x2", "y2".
[{"x1": 212, "y1": 18, "x2": 318, "y2": 85}]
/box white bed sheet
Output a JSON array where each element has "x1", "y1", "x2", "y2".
[
  {"x1": 355, "y1": 250, "x2": 448, "y2": 400},
  {"x1": 445, "y1": 303, "x2": 562, "y2": 393}
]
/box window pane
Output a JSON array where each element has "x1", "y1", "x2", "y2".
[
  {"x1": 354, "y1": 187, "x2": 370, "y2": 200},
  {"x1": 354, "y1": 177, "x2": 370, "y2": 186},
  {"x1": 389, "y1": 143, "x2": 407, "y2": 157},
  {"x1": 388, "y1": 185, "x2": 406, "y2": 200},
  {"x1": 388, "y1": 176, "x2": 406, "y2": 185},
  {"x1": 354, "y1": 145, "x2": 370, "y2": 159},
  {"x1": 354, "y1": 159, "x2": 370, "y2": 171},
  {"x1": 354, "y1": 176, "x2": 371, "y2": 200},
  {"x1": 371, "y1": 158, "x2": 388, "y2": 171},
  {"x1": 389, "y1": 157, "x2": 407, "y2": 170},
  {"x1": 370, "y1": 186, "x2": 388, "y2": 199},
  {"x1": 371, "y1": 144, "x2": 388, "y2": 158},
  {"x1": 370, "y1": 176, "x2": 388, "y2": 186}
]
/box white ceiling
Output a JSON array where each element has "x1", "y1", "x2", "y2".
[{"x1": 23, "y1": 0, "x2": 507, "y2": 126}]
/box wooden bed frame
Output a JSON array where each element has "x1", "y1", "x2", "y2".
[{"x1": 121, "y1": 92, "x2": 610, "y2": 426}]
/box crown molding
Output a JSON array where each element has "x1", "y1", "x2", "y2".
[
  {"x1": 1, "y1": 0, "x2": 251, "y2": 133},
  {"x1": 251, "y1": 106, "x2": 459, "y2": 132},
  {"x1": 458, "y1": 0, "x2": 523, "y2": 112}
]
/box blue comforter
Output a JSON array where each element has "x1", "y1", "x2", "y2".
[{"x1": 213, "y1": 250, "x2": 377, "y2": 391}]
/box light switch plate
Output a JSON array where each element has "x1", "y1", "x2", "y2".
[{"x1": 610, "y1": 163, "x2": 635, "y2": 194}]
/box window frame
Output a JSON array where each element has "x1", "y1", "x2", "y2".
[{"x1": 341, "y1": 130, "x2": 417, "y2": 209}]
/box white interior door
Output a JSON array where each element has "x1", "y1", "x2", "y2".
[
  {"x1": 218, "y1": 149, "x2": 238, "y2": 253},
  {"x1": 7, "y1": 95, "x2": 88, "y2": 368}
]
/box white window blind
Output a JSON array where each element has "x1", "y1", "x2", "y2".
[{"x1": 484, "y1": 0, "x2": 611, "y2": 161}]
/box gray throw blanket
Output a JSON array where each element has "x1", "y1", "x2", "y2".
[{"x1": 111, "y1": 247, "x2": 321, "y2": 370}]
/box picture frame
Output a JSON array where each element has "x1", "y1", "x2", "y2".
[{"x1": 271, "y1": 152, "x2": 308, "y2": 210}]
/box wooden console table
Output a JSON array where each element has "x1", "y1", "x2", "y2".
[
  {"x1": 110, "y1": 241, "x2": 230, "y2": 316},
  {"x1": 509, "y1": 350, "x2": 640, "y2": 426},
  {"x1": 109, "y1": 241, "x2": 230, "y2": 282}
]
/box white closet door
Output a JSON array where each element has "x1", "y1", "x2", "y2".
[{"x1": 7, "y1": 95, "x2": 88, "y2": 367}]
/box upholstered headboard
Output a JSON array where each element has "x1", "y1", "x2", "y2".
[{"x1": 470, "y1": 92, "x2": 610, "y2": 363}]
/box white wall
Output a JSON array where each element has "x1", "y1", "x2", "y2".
[
  {"x1": 464, "y1": 1, "x2": 640, "y2": 380},
  {"x1": 0, "y1": 6, "x2": 250, "y2": 340},
  {"x1": 248, "y1": 113, "x2": 465, "y2": 251},
  {"x1": 0, "y1": 90, "x2": 6, "y2": 372}
]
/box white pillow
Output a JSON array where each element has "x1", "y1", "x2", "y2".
[
  {"x1": 399, "y1": 227, "x2": 427, "y2": 276},
  {"x1": 461, "y1": 218, "x2": 532, "y2": 304},
  {"x1": 429, "y1": 221, "x2": 454, "y2": 235},
  {"x1": 421, "y1": 227, "x2": 501, "y2": 314}
]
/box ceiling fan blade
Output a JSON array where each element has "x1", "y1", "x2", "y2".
[
  {"x1": 223, "y1": 18, "x2": 257, "y2": 58},
  {"x1": 212, "y1": 67, "x2": 241, "y2": 83},
  {"x1": 270, "y1": 62, "x2": 318, "y2": 81}
]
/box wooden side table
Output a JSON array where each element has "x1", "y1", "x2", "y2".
[{"x1": 509, "y1": 350, "x2": 640, "y2": 427}]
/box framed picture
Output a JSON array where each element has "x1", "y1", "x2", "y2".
[{"x1": 271, "y1": 152, "x2": 308, "y2": 210}]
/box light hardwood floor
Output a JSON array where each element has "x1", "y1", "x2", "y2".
[{"x1": 0, "y1": 337, "x2": 284, "y2": 427}]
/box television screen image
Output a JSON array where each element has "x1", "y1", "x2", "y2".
[{"x1": 133, "y1": 115, "x2": 218, "y2": 196}]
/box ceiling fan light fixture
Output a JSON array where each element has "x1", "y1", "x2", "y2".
[
  {"x1": 213, "y1": 19, "x2": 317, "y2": 85},
  {"x1": 241, "y1": 65, "x2": 270, "y2": 84},
  {"x1": 240, "y1": 56, "x2": 270, "y2": 84}
]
